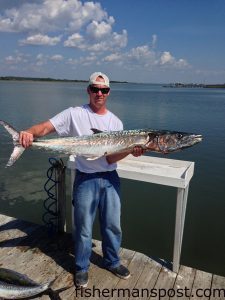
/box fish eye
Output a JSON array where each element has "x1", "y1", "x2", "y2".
[{"x1": 176, "y1": 133, "x2": 183, "y2": 139}]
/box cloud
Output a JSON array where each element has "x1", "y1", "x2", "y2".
[
  {"x1": 64, "y1": 29, "x2": 127, "y2": 52},
  {"x1": 176, "y1": 58, "x2": 189, "y2": 68},
  {"x1": 36, "y1": 53, "x2": 47, "y2": 66},
  {"x1": 36, "y1": 53, "x2": 65, "y2": 65},
  {"x1": 20, "y1": 34, "x2": 61, "y2": 46},
  {"x1": 4, "y1": 55, "x2": 20, "y2": 64},
  {"x1": 0, "y1": 0, "x2": 126, "y2": 53},
  {"x1": 103, "y1": 45, "x2": 156, "y2": 67},
  {"x1": 126, "y1": 45, "x2": 157, "y2": 67},
  {"x1": 103, "y1": 38, "x2": 189, "y2": 70},
  {"x1": 67, "y1": 54, "x2": 98, "y2": 66},
  {"x1": 3, "y1": 51, "x2": 64, "y2": 69},
  {"x1": 152, "y1": 34, "x2": 157, "y2": 48},
  {"x1": 64, "y1": 33, "x2": 85, "y2": 48},
  {"x1": 4, "y1": 51, "x2": 29, "y2": 64},
  {"x1": 1, "y1": 2, "x2": 190, "y2": 77},
  {"x1": 0, "y1": 0, "x2": 109, "y2": 33},
  {"x1": 195, "y1": 69, "x2": 225, "y2": 77},
  {"x1": 160, "y1": 51, "x2": 189, "y2": 68},
  {"x1": 160, "y1": 51, "x2": 175, "y2": 65},
  {"x1": 86, "y1": 19, "x2": 114, "y2": 40},
  {"x1": 50, "y1": 54, "x2": 64, "y2": 62}
]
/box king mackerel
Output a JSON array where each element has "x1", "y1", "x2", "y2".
[{"x1": 0, "y1": 120, "x2": 202, "y2": 168}]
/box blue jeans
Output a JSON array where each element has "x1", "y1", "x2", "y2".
[{"x1": 73, "y1": 170, "x2": 122, "y2": 272}]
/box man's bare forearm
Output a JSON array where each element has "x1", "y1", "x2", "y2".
[
  {"x1": 25, "y1": 124, "x2": 46, "y2": 137},
  {"x1": 25, "y1": 121, "x2": 55, "y2": 137},
  {"x1": 106, "y1": 146, "x2": 145, "y2": 164},
  {"x1": 106, "y1": 151, "x2": 130, "y2": 164},
  {"x1": 19, "y1": 120, "x2": 55, "y2": 148}
]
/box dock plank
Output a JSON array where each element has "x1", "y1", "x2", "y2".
[
  {"x1": 171, "y1": 265, "x2": 196, "y2": 299},
  {"x1": 149, "y1": 267, "x2": 177, "y2": 300},
  {"x1": 191, "y1": 269, "x2": 213, "y2": 300},
  {"x1": 129, "y1": 257, "x2": 162, "y2": 300},
  {"x1": 210, "y1": 274, "x2": 225, "y2": 300}
]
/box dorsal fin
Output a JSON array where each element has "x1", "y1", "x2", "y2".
[{"x1": 91, "y1": 128, "x2": 103, "y2": 134}]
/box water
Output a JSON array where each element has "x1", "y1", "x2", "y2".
[{"x1": 0, "y1": 81, "x2": 224, "y2": 276}]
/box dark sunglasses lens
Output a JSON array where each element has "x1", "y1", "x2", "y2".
[
  {"x1": 90, "y1": 86, "x2": 97, "y2": 93},
  {"x1": 101, "y1": 88, "x2": 110, "y2": 94},
  {"x1": 90, "y1": 86, "x2": 110, "y2": 94}
]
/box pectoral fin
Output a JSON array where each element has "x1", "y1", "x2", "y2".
[
  {"x1": 85, "y1": 152, "x2": 108, "y2": 160},
  {"x1": 86, "y1": 157, "x2": 100, "y2": 161}
]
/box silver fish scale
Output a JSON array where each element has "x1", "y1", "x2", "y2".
[
  {"x1": 0, "y1": 280, "x2": 50, "y2": 299},
  {"x1": 34, "y1": 131, "x2": 149, "y2": 157}
]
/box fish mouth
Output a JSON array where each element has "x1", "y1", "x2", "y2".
[{"x1": 194, "y1": 134, "x2": 203, "y2": 142}]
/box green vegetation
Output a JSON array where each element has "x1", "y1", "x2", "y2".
[
  {"x1": 0, "y1": 76, "x2": 87, "y2": 83},
  {"x1": 0, "y1": 76, "x2": 127, "y2": 84}
]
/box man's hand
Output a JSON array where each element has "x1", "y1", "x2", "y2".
[
  {"x1": 19, "y1": 131, "x2": 34, "y2": 148},
  {"x1": 131, "y1": 146, "x2": 145, "y2": 157},
  {"x1": 18, "y1": 120, "x2": 55, "y2": 148}
]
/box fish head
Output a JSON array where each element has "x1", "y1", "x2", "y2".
[{"x1": 146, "y1": 130, "x2": 203, "y2": 153}]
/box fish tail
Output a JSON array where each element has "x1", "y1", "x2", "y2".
[
  {"x1": 46, "y1": 277, "x2": 73, "y2": 298},
  {"x1": 48, "y1": 278, "x2": 57, "y2": 288},
  {"x1": 0, "y1": 120, "x2": 25, "y2": 167}
]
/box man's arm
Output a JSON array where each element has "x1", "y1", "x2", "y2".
[
  {"x1": 106, "y1": 146, "x2": 145, "y2": 164},
  {"x1": 19, "y1": 120, "x2": 55, "y2": 148}
]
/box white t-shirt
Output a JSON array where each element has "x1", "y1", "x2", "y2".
[{"x1": 49, "y1": 104, "x2": 123, "y2": 173}]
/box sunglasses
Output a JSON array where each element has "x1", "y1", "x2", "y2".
[{"x1": 89, "y1": 86, "x2": 110, "y2": 94}]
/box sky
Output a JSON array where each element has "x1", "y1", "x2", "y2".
[{"x1": 0, "y1": 0, "x2": 225, "y2": 83}]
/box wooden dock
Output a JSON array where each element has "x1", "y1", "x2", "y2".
[{"x1": 0, "y1": 213, "x2": 224, "y2": 299}]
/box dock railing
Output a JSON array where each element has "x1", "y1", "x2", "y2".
[{"x1": 66, "y1": 155, "x2": 195, "y2": 273}]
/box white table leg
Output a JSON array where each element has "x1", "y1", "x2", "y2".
[{"x1": 173, "y1": 184, "x2": 189, "y2": 272}]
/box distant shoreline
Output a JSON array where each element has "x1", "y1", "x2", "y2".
[
  {"x1": 163, "y1": 82, "x2": 225, "y2": 89},
  {"x1": 0, "y1": 76, "x2": 128, "y2": 84},
  {"x1": 1, "y1": 77, "x2": 224, "y2": 88}
]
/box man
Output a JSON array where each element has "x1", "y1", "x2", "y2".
[{"x1": 19, "y1": 72, "x2": 144, "y2": 287}]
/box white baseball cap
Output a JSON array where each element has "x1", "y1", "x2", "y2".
[{"x1": 89, "y1": 72, "x2": 110, "y2": 87}]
